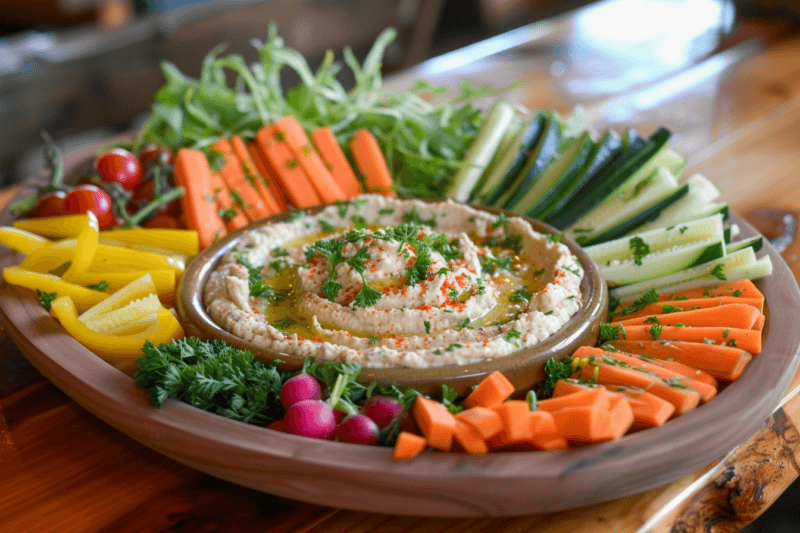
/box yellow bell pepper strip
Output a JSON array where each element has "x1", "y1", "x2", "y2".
[
  {"x1": 98, "y1": 229, "x2": 199, "y2": 256},
  {"x1": 96, "y1": 312, "x2": 159, "y2": 336},
  {"x1": 21, "y1": 241, "x2": 184, "y2": 273},
  {"x1": 50, "y1": 295, "x2": 184, "y2": 361},
  {"x1": 62, "y1": 212, "x2": 99, "y2": 283},
  {"x1": 65, "y1": 269, "x2": 176, "y2": 300},
  {"x1": 78, "y1": 272, "x2": 158, "y2": 323},
  {"x1": 82, "y1": 293, "x2": 164, "y2": 334},
  {"x1": 3, "y1": 266, "x2": 108, "y2": 311},
  {"x1": 0, "y1": 227, "x2": 50, "y2": 254},
  {"x1": 13, "y1": 213, "x2": 93, "y2": 239}
]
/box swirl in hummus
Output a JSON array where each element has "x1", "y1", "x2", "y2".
[{"x1": 204, "y1": 195, "x2": 584, "y2": 368}]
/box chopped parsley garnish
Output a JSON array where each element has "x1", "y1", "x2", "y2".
[
  {"x1": 441, "y1": 384, "x2": 463, "y2": 414},
  {"x1": 664, "y1": 377, "x2": 688, "y2": 389},
  {"x1": 368, "y1": 336, "x2": 380, "y2": 344},
  {"x1": 539, "y1": 357, "x2": 573, "y2": 398},
  {"x1": 268, "y1": 259, "x2": 289, "y2": 274},
  {"x1": 318, "y1": 220, "x2": 336, "y2": 232},
  {"x1": 661, "y1": 305, "x2": 683, "y2": 314},
  {"x1": 486, "y1": 234, "x2": 522, "y2": 253},
  {"x1": 350, "y1": 215, "x2": 367, "y2": 229},
  {"x1": 449, "y1": 288, "x2": 459, "y2": 299},
  {"x1": 629, "y1": 236, "x2": 650, "y2": 266},
  {"x1": 272, "y1": 247, "x2": 288, "y2": 257},
  {"x1": 510, "y1": 288, "x2": 532, "y2": 303},
  {"x1": 645, "y1": 316, "x2": 660, "y2": 324},
  {"x1": 710, "y1": 264, "x2": 726, "y2": 280},
  {"x1": 673, "y1": 296, "x2": 689, "y2": 301},
  {"x1": 679, "y1": 226, "x2": 688, "y2": 234},
  {"x1": 458, "y1": 318, "x2": 471, "y2": 330},
  {"x1": 272, "y1": 317, "x2": 296, "y2": 331},
  {"x1": 479, "y1": 254, "x2": 512, "y2": 274},
  {"x1": 492, "y1": 213, "x2": 510, "y2": 229},
  {"x1": 402, "y1": 206, "x2": 436, "y2": 227},
  {"x1": 649, "y1": 323, "x2": 663, "y2": 340},
  {"x1": 599, "y1": 323, "x2": 626, "y2": 341},
  {"x1": 445, "y1": 343, "x2": 462, "y2": 352},
  {"x1": 37, "y1": 290, "x2": 57, "y2": 311},
  {"x1": 378, "y1": 207, "x2": 395, "y2": 216},
  {"x1": 424, "y1": 321, "x2": 431, "y2": 334},
  {"x1": 506, "y1": 328, "x2": 521, "y2": 343},
  {"x1": 610, "y1": 288, "x2": 660, "y2": 319},
  {"x1": 722, "y1": 329, "x2": 730, "y2": 339},
  {"x1": 546, "y1": 233, "x2": 563, "y2": 244},
  {"x1": 286, "y1": 210, "x2": 305, "y2": 222},
  {"x1": 307, "y1": 239, "x2": 382, "y2": 307},
  {"x1": 733, "y1": 290, "x2": 742, "y2": 297},
  {"x1": 437, "y1": 267, "x2": 451, "y2": 276},
  {"x1": 218, "y1": 207, "x2": 238, "y2": 222},
  {"x1": 86, "y1": 281, "x2": 109, "y2": 292},
  {"x1": 544, "y1": 310, "x2": 554, "y2": 316}
]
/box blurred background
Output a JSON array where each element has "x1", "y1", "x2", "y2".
[{"x1": 1, "y1": 0, "x2": 799, "y2": 530}]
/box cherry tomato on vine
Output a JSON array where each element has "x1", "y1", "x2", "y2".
[
  {"x1": 95, "y1": 148, "x2": 143, "y2": 190},
  {"x1": 64, "y1": 185, "x2": 117, "y2": 229},
  {"x1": 30, "y1": 190, "x2": 68, "y2": 218},
  {"x1": 143, "y1": 214, "x2": 183, "y2": 229},
  {"x1": 132, "y1": 181, "x2": 181, "y2": 217}
]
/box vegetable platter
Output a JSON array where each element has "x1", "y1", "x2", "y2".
[{"x1": 0, "y1": 28, "x2": 799, "y2": 516}]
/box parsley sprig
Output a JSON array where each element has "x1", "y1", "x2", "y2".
[{"x1": 308, "y1": 238, "x2": 382, "y2": 308}]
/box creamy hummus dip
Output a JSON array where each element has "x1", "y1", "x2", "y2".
[{"x1": 204, "y1": 195, "x2": 584, "y2": 368}]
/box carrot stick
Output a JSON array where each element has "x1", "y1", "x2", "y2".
[
  {"x1": 617, "y1": 325, "x2": 762, "y2": 355},
  {"x1": 455, "y1": 406, "x2": 503, "y2": 440},
  {"x1": 528, "y1": 410, "x2": 558, "y2": 436},
  {"x1": 754, "y1": 313, "x2": 765, "y2": 332},
  {"x1": 393, "y1": 431, "x2": 427, "y2": 460},
  {"x1": 173, "y1": 148, "x2": 227, "y2": 250},
  {"x1": 538, "y1": 387, "x2": 611, "y2": 412},
  {"x1": 612, "y1": 303, "x2": 761, "y2": 330},
  {"x1": 529, "y1": 433, "x2": 569, "y2": 451},
  {"x1": 211, "y1": 139, "x2": 274, "y2": 222},
  {"x1": 552, "y1": 406, "x2": 613, "y2": 443},
  {"x1": 493, "y1": 400, "x2": 533, "y2": 443},
  {"x1": 603, "y1": 340, "x2": 753, "y2": 381},
  {"x1": 453, "y1": 421, "x2": 489, "y2": 455},
  {"x1": 247, "y1": 141, "x2": 289, "y2": 212},
  {"x1": 578, "y1": 362, "x2": 701, "y2": 415},
  {"x1": 608, "y1": 395, "x2": 634, "y2": 439},
  {"x1": 230, "y1": 135, "x2": 280, "y2": 216},
  {"x1": 574, "y1": 346, "x2": 717, "y2": 402},
  {"x1": 255, "y1": 125, "x2": 321, "y2": 208},
  {"x1": 269, "y1": 116, "x2": 346, "y2": 204},
  {"x1": 349, "y1": 128, "x2": 396, "y2": 195},
  {"x1": 311, "y1": 126, "x2": 363, "y2": 198},
  {"x1": 210, "y1": 174, "x2": 249, "y2": 232},
  {"x1": 412, "y1": 396, "x2": 456, "y2": 452},
  {"x1": 611, "y1": 297, "x2": 763, "y2": 321},
  {"x1": 669, "y1": 279, "x2": 764, "y2": 304},
  {"x1": 463, "y1": 371, "x2": 515, "y2": 409}
]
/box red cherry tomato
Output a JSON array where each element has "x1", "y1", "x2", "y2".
[
  {"x1": 138, "y1": 144, "x2": 174, "y2": 169},
  {"x1": 30, "y1": 190, "x2": 68, "y2": 218},
  {"x1": 95, "y1": 148, "x2": 143, "y2": 191},
  {"x1": 64, "y1": 185, "x2": 117, "y2": 229}
]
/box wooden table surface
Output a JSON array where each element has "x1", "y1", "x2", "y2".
[{"x1": 3, "y1": 2, "x2": 800, "y2": 531}]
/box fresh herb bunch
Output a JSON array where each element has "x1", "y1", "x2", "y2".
[{"x1": 132, "y1": 23, "x2": 514, "y2": 198}]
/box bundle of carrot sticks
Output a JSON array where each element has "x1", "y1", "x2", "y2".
[{"x1": 173, "y1": 115, "x2": 395, "y2": 249}]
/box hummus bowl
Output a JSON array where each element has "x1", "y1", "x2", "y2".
[{"x1": 178, "y1": 196, "x2": 607, "y2": 396}]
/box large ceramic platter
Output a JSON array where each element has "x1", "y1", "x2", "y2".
[{"x1": 1, "y1": 169, "x2": 799, "y2": 516}]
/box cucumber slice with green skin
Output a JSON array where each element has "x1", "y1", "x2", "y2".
[
  {"x1": 623, "y1": 129, "x2": 646, "y2": 152},
  {"x1": 599, "y1": 238, "x2": 726, "y2": 287},
  {"x1": 541, "y1": 131, "x2": 624, "y2": 225},
  {"x1": 584, "y1": 214, "x2": 724, "y2": 265},
  {"x1": 609, "y1": 247, "x2": 759, "y2": 302},
  {"x1": 548, "y1": 128, "x2": 672, "y2": 229},
  {"x1": 724, "y1": 224, "x2": 740, "y2": 244},
  {"x1": 727, "y1": 235, "x2": 763, "y2": 254},
  {"x1": 633, "y1": 174, "x2": 722, "y2": 233},
  {"x1": 469, "y1": 117, "x2": 524, "y2": 201},
  {"x1": 497, "y1": 112, "x2": 562, "y2": 209},
  {"x1": 447, "y1": 99, "x2": 518, "y2": 202},
  {"x1": 567, "y1": 166, "x2": 681, "y2": 243},
  {"x1": 508, "y1": 132, "x2": 595, "y2": 217},
  {"x1": 476, "y1": 114, "x2": 544, "y2": 205},
  {"x1": 660, "y1": 149, "x2": 687, "y2": 179}
]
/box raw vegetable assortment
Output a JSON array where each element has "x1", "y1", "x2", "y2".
[{"x1": 2, "y1": 26, "x2": 779, "y2": 460}]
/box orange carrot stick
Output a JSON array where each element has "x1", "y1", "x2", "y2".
[
  {"x1": 604, "y1": 340, "x2": 753, "y2": 381},
  {"x1": 455, "y1": 406, "x2": 503, "y2": 440},
  {"x1": 538, "y1": 386, "x2": 611, "y2": 412},
  {"x1": 255, "y1": 125, "x2": 321, "y2": 209},
  {"x1": 412, "y1": 396, "x2": 456, "y2": 452},
  {"x1": 617, "y1": 325, "x2": 762, "y2": 355},
  {"x1": 393, "y1": 431, "x2": 427, "y2": 461},
  {"x1": 552, "y1": 406, "x2": 613, "y2": 443},
  {"x1": 349, "y1": 128, "x2": 396, "y2": 195},
  {"x1": 493, "y1": 400, "x2": 533, "y2": 443},
  {"x1": 210, "y1": 174, "x2": 249, "y2": 232},
  {"x1": 311, "y1": 126, "x2": 363, "y2": 198},
  {"x1": 529, "y1": 433, "x2": 569, "y2": 451},
  {"x1": 611, "y1": 297, "x2": 763, "y2": 321},
  {"x1": 669, "y1": 279, "x2": 763, "y2": 303},
  {"x1": 230, "y1": 135, "x2": 280, "y2": 216},
  {"x1": 612, "y1": 303, "x2": 761, "y2": 330},
  {"x1": 173, "y1": 148, "x2": 227, "y2": 250},
  {"x1": 269, "y1": 116, "x2": 346, "y2": 204},
  {"x1": 453, "y1": 420, "x2": 489, "y2": 455},
  {"x1": 211, "y1": 139, "x2": 274, "y2": 222},
  {"x1": 247, "y1": 141, "x2": 289, "y2": 212},
  {"x1": 462, "y1": 371, "x2": 515, "y2": 409}
]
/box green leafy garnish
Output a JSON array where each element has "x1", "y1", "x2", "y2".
[
  {"x1": 272, "y1": 317, "x2": 296, "y2": 331},
  {"x1": 710, "y1": 264, "x2": 726, "y2": 280},
  {"x1": 441, "y1": 384, "x2": 463, "y2": 414},
  {"x1": 599, "y1": 323, "x2": 626, "y2": 341},
  {"x1": 492, "y1": 213, "x2": 510, "y2": 229},
  {"x1": 629, "y1": 236, "x2": 650, "y2": 266},
  {"x1": 424, "y1": 321, "x2": 431, "y2": 334},
  {"x1": 546, "y1": 233, "x2": 563, "y2": 244},
  {"x1": 86, "y1": 281, "x2": 110, "y2": 292},
  {"x1": 649, "y1": 323, "x2": 663, "y2": 340},
  {"x1": 539, "y1": 357, "x2": 573, "y2": 398},
  {"x1": 37, "y1": 290, "x2": 57, "y2": 311},
  {"x1": 505, "y1": 328, "x2": 521, "y2": 343},
  {"x1": 510, "y1": 288, "x2": 532, "y2": 303}
]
